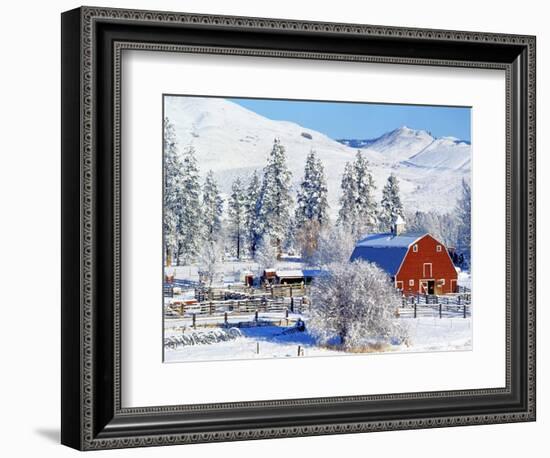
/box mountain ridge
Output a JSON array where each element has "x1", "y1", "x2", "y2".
[{"x1": 165, "y1": 97, "x2": 471, "y2": 216}]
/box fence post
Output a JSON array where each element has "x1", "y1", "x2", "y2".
[
  {"x1": 463, "y1": 304, "x2": 467, "y2": 318},
  {"x1": 439, "y1": 303, "x2": 442, "y2": 319},
  {"x1": 414, "y1": 303, "x2": 417, "y2": 318},
  {"x1": 290, "y1": 286, "x2": 293, "y2": 298},
  {"x1": 255, "y1": 310, "x2": 258, "y2": 323},
  {"x1": 285, "y1": 309, "x2": 289, "y2": 319},
  {"x1": 192, "y1": 313, "x2": 196, "y2": 329},
  {"x1": 290, "y1": 297, "x2": 294, "y2": 313},
  {"x1": 297, "y1": 345, "x2": 302, "y2": 357},
  {"x1": 209, "y1": 302, "x2": 213, "y2": 315},
  {"x1": 224, "y1": 312, "x2": 228, "y2": 326}
]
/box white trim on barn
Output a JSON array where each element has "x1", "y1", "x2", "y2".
[{"x1": 423, "y1": 263, "x2": 433, "y2": 278}]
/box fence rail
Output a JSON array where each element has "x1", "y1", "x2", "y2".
[
  {"x1": 402, "y1": 292, "x2": 471, "y2": 307},
  {"x1": 397, "y1": 303, "x2": 471, "y2": 318},
  {"x1": 166, "y1": 296, "x2": 309, "y2": 319},
  {"x1": 193, "y1": 284, "x2": 309, "y2": 302}
]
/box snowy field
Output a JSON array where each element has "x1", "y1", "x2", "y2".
[
  {"x1": 164, "y1": 317, "x2": 472, "y2": 363},
  {"x1": 163, "y1": 265, "x2": 472, "y2": 363}
]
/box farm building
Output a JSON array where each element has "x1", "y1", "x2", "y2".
[{"x1": 350, "y1": 220, "x2": 458, "y2": 296}]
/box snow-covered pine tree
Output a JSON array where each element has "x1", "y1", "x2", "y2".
[
  {"x1": 201, "y1": 170, "x2": 224, "y2": 244},
  {"x1": 295, "y1": 150, "x2": 329, "y2": 259},
  {"x1": 227, "y1": 177, "x2": 246, "y2": 259},
  {"x1": 455, "y1": 178, "x2": 471, "y2": 264},
  {"x1": 163, "y1": 117, "x2": 182, "y2": 266},
  {"x1": 308, "y1": 260, "x2": 408, "y2": 350},
  {"x1": 379, "y1": 173, "x2": 405, "y2": 232},
  {"x1": 337, "y1": 151, "x2": 378, "y2": 239},
  {"x1": 295, "y1": 150, "x2": 329, "y2": 225},
  {"x1": 244, "y1": 170, "x2": 262, "y2": 257},
  {"x1": 337, "y1": 161, "x2": 358, "y2": 233},
  {"x1": 258, "y1": 138, "x2": 293, "y2": 257},
  {"x1": 353, "y1": 151, "x2": 378, "y2": 236},
  {"x1": 174, "y1": 145, "x2": 202, "y2": 265}
]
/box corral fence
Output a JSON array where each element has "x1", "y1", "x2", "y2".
[
  {"x1": 193, "y1": 283, "x2": 309, "y2": 302},
  {"x1": 398, "y1": 291, "x2": 471, "y2": 318},
  {"x1": 166, "y1": 296, "x2": 309, "y2": 321}
]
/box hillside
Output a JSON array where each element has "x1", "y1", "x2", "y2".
[{"x1": 165, "y1": 96, "x2": 471, "y2": 216}]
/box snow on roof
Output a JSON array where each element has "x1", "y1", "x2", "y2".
[
  {"x1": 350, "y1": 232, "x2": 427, "y2": 275},
  {"x1": 356, "y1": 232, "x2": 424, "y2": 248},
  {"x1": 264, "y1": 268, "x2": 276, "y2": 273},
  {"x1": 276, "y1": 270, "x2": 304, "y2": 278}
]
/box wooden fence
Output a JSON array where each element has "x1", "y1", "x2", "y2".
[
  {"x1": 167, "y1": 296, "x2": 309, "y2": 319},
  {"x1": 397, "y1": 303, "x2": 471, "y2": 318},
  {"x1": 193, "y1": 284, "x2": 309, "y2": 302}
]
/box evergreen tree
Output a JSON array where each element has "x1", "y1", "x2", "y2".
[
  {"x1": 227, "y1": 177, "x2": 246, "y2": 259},
  {"x1": 337, "y1": 151, "x2": 378, "y2": 239},
  {"x1": 295, "y1": 150, "x2": 329, "y2": 259},
  {"x1": 379, "y1": 173, "x2": 405, "y2": 232},
  {"x1": 455, "y1": 179, "x2": 471, "y2": 264},
  {"x1": 295, "y1": 150, "x2": 329, "y2": 226},
  {"x1": 353, "y1": 151, "x2": 378, "y2": 236},
  {"x1": 337, "y1": 161, "x2": 358, "y2": 232},
  {"x1": 258, "y1": 138, "x2": 293, "y2": 256},
  {"x1": 244, "y1": 170, "x2": 262, "y2": 256},
  {"x1": 175, "y1": 146, "x2": 202, "y2": 265},
  {"x1": 163, "y1": 117, "x2": 182, "y2": 266},
  {"x1": 201, "y1": 170, "x2": 224, "y2": 243}
]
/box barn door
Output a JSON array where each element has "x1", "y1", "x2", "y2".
[{"x1": 427, "y1": 280, "x2": 435, "y2": 295}]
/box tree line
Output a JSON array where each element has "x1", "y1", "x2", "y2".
[{"x1": 163, "y1": 117, "x2": 471, "y2": 267}]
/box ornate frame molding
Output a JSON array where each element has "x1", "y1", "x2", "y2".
[{"x1": 61, "y1": 6, "x2": 536, "y2": 450}]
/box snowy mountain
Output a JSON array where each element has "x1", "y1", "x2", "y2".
[{"x1": 165, "y1": 96, "x2": 471, "y2": 216}]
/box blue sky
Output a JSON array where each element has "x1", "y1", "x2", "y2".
[{"x1": 228, "y1": 97, "x2": 471, "y2": 142}]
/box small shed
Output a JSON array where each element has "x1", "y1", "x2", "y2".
[
  {"x1": 276, "y1": 270, "x2": 304, "y2": 285},
  {"x1": 261, "y1": 268, "x2": 277, "y2": 285}
]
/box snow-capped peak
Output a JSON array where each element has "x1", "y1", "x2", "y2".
[{"x1": 164, "y1": 96, "x2": 471, "y2": 215}]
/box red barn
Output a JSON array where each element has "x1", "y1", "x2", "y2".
[{"x1": 350, "y1": 227, "x2": 458, "y2": 296}]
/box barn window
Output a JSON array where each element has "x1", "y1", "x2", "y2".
[
  {"x1": 436, "y1": 245, "x2": 442, "y2": 252},
  {"x1": 413, "y1": 244, "x2": 418, "y2": 252},
  {"x1": 409, "y1": 279, "x2": 414, "y2": 286}
]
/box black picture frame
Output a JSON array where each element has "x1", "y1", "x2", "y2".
[{"x1": 61, "y1": 6, "x2": 536, "y2": 450}]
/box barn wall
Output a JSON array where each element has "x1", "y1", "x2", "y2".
[{"x1": 396, "y1": 235, "x2": 458, "y2": 295}]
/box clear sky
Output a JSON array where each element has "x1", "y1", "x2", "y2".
[{"x1": 228, "y1": 97, "x2": 471, "y2": 142}]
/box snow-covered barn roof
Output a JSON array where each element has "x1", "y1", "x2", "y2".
[{"x1": 350, "y1": 232, "x2": 426, "y2": 276}]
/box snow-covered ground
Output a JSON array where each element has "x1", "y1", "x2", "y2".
[
  {"x1": 167, "y1": 257, "x2": 306, "y2": 284},
  {"x1": 165, "y1": 96, "x2": 471, "y2": 216},
  {"x1": 164, "y1": 264, "x2": 473, "y2": 363},
  {"x1": 164, "y1": 317, "x2": 472, "y2": 363}
]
